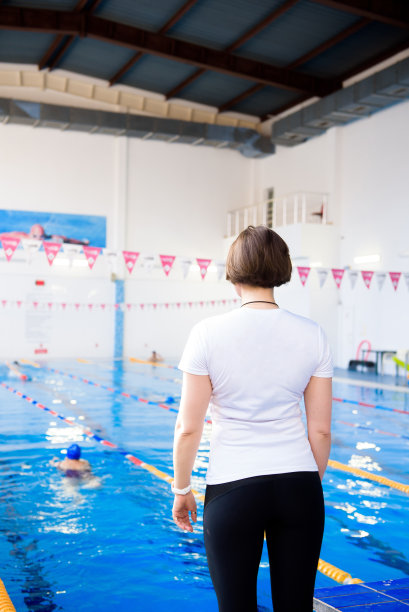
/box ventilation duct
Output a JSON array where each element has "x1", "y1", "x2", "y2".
[
  {"x1": 271, "y1": 57, "x2": 409, "y2": 146},
  {"x1": 0, "y1": 98, "x2": 274, "y2": 159}
]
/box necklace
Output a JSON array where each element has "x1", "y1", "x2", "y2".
[{"x1": 241, "y1": 300, "x2": 278, "y2": 308}]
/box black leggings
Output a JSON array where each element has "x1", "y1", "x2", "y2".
[{"x1": 203, "y1": 471, "x2": 324, "y2": 612}]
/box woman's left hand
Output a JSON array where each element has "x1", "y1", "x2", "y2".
[{"x1": 172, "y1": 491, "x2": 197, "y2": 532}]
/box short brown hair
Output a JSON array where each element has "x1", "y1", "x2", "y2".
[{"x1": 225, "y1": 225, "x2": 292, "y2": 288}]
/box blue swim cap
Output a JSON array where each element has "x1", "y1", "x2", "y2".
[{"x1": 67, "y1": 444, "x2": 81, "y2": 460}]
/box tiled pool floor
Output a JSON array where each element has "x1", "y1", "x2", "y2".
[{"x1": 314, "y1": 577, "x2": 409, "y2": 611}]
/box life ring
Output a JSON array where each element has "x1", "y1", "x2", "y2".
[{"x1": 356, "y1": 340, "x2": 371, "y2": 361}]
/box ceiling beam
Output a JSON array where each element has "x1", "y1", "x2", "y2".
[
  {"x1": 0, "y1": 7, "x2": 339, "y2": 96},
  {"x1": 218, "y1": 84, "x2": 264, "y2": 113},
  {"x1": 220, "y1": 17, "x2": 370, "y2": 113},
  {"x1": 310, "y1": 0, "x2": 409, "y2": 30},
  {"x1": 286, "y1": 17, "x2": 370, "y2": 69},
  {"x1": 260, "y1": 34, "x2": 409, "y2": 121},
  {"x1": 109, "y1": 0, "x2": 199, "y2": 86},
  {"x1": 38, "y1": 0, "x2": 103, "y2": 71},
  {"x1": 339, "y1": 34, "x2": 409, "y2": 81},
  {"x1": 165, "y1": 0, "x2": 299, "y2": 100}
]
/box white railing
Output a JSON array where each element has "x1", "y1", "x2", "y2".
[{"x1": 226, "y1": 192, "x2": 329, "y2": 237}]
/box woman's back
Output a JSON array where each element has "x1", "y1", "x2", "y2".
[{"x1": 179, "y1": 307, "x2": 332, "y2": 483}]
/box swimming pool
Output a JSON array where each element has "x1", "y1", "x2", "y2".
[{"x1": 1, "y1": 359, "x2": 408, "y2": 611}]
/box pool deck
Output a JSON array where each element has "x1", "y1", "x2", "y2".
[
  {"x1": 333, "y1": 368, "x2": 409, "y2": 393},
  {"x1": 313, "y1": 578, "x2": 409, "y2": 611}
]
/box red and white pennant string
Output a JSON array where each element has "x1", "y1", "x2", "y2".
[
  {"x1": 0, "y1": 239, "x2": 222, "y2": 281},
  {"x1": 0, "y1": 298, "x2": 241, "y2": 311},
  {"x1": 296, "y1": 267, "x2": 408, "y2": 292}
]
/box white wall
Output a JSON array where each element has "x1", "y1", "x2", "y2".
[
  {"x1": 1, "y1": 98, "x2": 408, "y2": 369},
  {"x1": 0, "y1": 122, "x2": 249, "y2": 359},
  {"x1": 255, "y1": 100, "x2": 409, "y2": 371}
]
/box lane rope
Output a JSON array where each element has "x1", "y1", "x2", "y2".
[
  {"x1": 333, "y1": 396, "x2": 409, "y2": 416},
  {"x1": 337, "y1": 420, "x2": 409, "y2": 441},
  {"x1": 0, "y1": 578, "x2": 16, "y2": 612},
  {"x1": 0, "y1": 381, "x2": 204, "y2": 501},
  {"x1": 327, "y1": 459, "x2": 409, "y2": 494},
  {"x1": 45, "y1": 366, "x2": 212, "y2": 424},
  {"x1": 16, "y1": 363, "x2": 409, "y2": 492},
  {"x1": 0, "y1": 381, "x2": 362, "y2": 585}
]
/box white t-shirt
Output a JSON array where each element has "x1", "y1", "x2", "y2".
[{"x1": 178, "y1": 307, "x2": 333, "y2": 484}]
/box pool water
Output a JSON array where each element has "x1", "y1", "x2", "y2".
[{"x1": 0, "y1": 359, "x2": 408, "y2": 611}]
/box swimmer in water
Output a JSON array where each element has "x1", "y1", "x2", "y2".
[
  {"x1": 52, "y1": 444, "x2": 91, "y2": 479},
  {"x1": 149, "y1": 351, "x2": 163, "y2": 363}
]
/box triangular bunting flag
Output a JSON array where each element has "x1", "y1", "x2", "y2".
[
  {"x1": 331, "y1": 268, "x2": 345, "y2": 289},
  {"x1": 403, "y1": 272, "x2": 409, "y2": 291},
  {"x1": 375, "y1": 272, "x2": 387, "y2": 291},
  {"x1": 83, "y1": 246, "x2": 101, "y2": 270},
  {"x1": 179, "y1": 257, "x2": 193, "y2": 279},
  {"x1": 316, "y1": 268, "x2": 328, "y2": 289},
  {"x1": 21, "y1": 239, "x2": 42, "y2": 263},
  {"x1": 1, "y1": 237, "x2": 20, "y2": 261},
  {"x1": 197, "y1": 258, "x2": 211, "y2": 280},
  {"x1": 216, "y1": 261, "x2": 226, "y2": 281},
  {"x1": 297, "y1": 266, "x2": 310, "y2": 286},
  {"x1": 361, "y1": 270, "x2": 374, "y2": 289},
  {"x1": 63, "y1": 243, "x2": 83, "y2": 266},
  {"x1": 43, "y1": 241, "x2": 62, "y2": 266},
  {"x1": 348, "y1": 270, "x2": 359, "y2": 289},
  {"x1": 389, "y1": 272, "x2": 401, "y2": 292},
  {"x1": 104, "y1": 249, "x2": 119, "y2": 270},
  {"x1": 142, "y1": 254, "x2": 156, "y2": 274},
  {"x1": 159, "y1": 254, "x2": 176, "y2": 277},
  {"x1": 123, "y1": 251, "x2": 140, "y2": 274}
]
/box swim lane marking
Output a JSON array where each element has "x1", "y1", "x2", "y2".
[
  {"x1": 0, "y1": 381, "x2": 204, "y2": 500},
  {"x1": 0, "y1": 381, "x2": 362, "y2": 585},
  {"x1": 45, "y1": 366, "x2": 409, "y2": 441},
  {"x1": 18, "y1": 364, "x2": 409, "y2": 488},
  {"x1": 25, "y1": 359, "x2": 409, "y2": 415},
  {"x1": 44, "y1": 366, "x2": 212, "y2": 425}
]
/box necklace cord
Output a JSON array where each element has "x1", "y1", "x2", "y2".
[{"x1": 241, "y1": 301, "x2": 278, "y2": 308}]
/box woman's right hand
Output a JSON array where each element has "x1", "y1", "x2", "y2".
[{"x1": 172, "y1": 491, "x2": 198, "y2": 532}]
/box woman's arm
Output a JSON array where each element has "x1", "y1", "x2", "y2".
[
  {"x1": 172, "y1": 372, "x2": 212, "y2": 532},
  {"x1": 304, "y1": 376, "x2": 332, "y2": 481}
]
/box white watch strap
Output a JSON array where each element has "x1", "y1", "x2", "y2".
[{"x1": 171, "y1": 482, "x2": 191, "y2": 495}]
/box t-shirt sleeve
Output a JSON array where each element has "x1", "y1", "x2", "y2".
[
  {"x1": 312, "y1": 325, "x2": 333, "y2": 377},
  {"x1": 178, "y1": 323, "x2": 209, "y2": 375}
]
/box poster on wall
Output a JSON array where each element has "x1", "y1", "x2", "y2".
[{"x1": 0, "y1": 209, "x2": 106, "y2": 247}]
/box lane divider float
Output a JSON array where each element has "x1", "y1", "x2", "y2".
[
  {"x1": 0, "y1": 381, "x2": 362, "y2": 585},
  {"x1": 0, "y1": 578, "x2": 16, "y2": 612},
  {"x1": 327, "y1": 459, "x2": 409, "y2": 494},
  {"x1": 338, "y1": 420, "x2": 409, "y2": 441},
  {"x1": 333, "y1": 396, "x2": 409, "y2": 416},
  {"x1": 15, "y1": 364, "x2": 409, "y2": 490},
  {"x1": 0, "y1": 381, "x2": 204, "y2": 501},
  {"x1": 45, "y1": 366, "x2": 211, "y2": 424}
]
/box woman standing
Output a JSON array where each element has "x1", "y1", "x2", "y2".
[{"x1": 172, "y1": 226, "x2": 332, "y2": 611}]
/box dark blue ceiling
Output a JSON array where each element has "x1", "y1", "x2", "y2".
[{"x1": 0, "y1": 0, "x2": 408, "y2": 120}]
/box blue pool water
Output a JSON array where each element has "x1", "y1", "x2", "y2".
[{"x1": 1, "y1": 360, "x2": 409, "y2": 611}]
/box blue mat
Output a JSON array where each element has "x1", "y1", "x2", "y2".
[{"x1": 314, "y1": 577, "x2": 409, "y2": 611}]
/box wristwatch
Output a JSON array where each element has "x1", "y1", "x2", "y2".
[{"x1": 171, "y1": 482, "x2": 191, "y2": 495}]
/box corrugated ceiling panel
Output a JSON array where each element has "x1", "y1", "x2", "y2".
[
  {"x1": 231, "y1": 86, "x2": 299, "y2": 117},
  {"x1": 167, "y1": 0, "x2": 284, "y2": 51},
  {"x1": 2, "y1": 0, "x2": 76, "y2": 8},
  {"x1": 95, "y1": 0, "x2": 188, "y2": 32},
  {"x1": 119, "y1": 55, "x2": 199, "y2": 95},
  {"x1": 298, "y1": 22, "x2": 409, "y2": 79},
  {"x1": 177, "y1": 71, "x2": 255, "y2": 108},
  {"x1": 234, "y1": 0, "x2": 359, "y2": 66},
  {"x1": 58, "y1": 38, "x2": 136, "y2": 82},
  {"x1": 0, "y1": 31, "x2": 57, "y2": 64}
]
